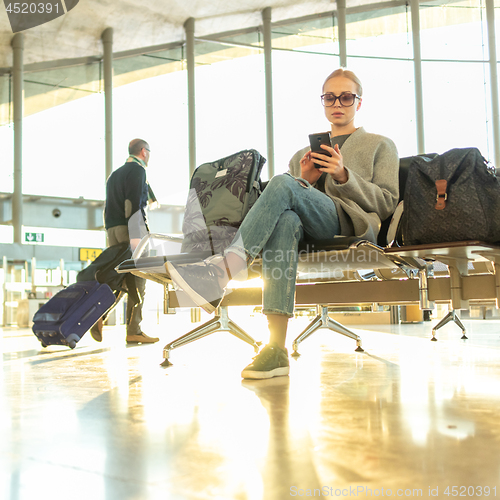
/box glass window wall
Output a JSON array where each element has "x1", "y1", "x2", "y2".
[
  {"x1": 0, "y1": 124, "x2": 13, "y2": 194},
  {"x1": 272, "y1": 14, "x2": 338, "y2": 55},
  {"x1": 112, "y1": 48, "x2": 188, "y2": 205},
  {"x1": 0, "y1": 73, "x2": 13, "y2": 194},
  {"x1": 346, "y1": 6, "x2": 412, "y2": 59},
  {"x1": 272, "y1": 49, "x2": 340, "y2": 172},
  {"x1": 497, "y1": 0, "x2": 500, "y2": 55},
  {"x1": 1, "y1": 2, "x2": 499, "y2": 228},
  {"x1": 271, "y1": 16, "x2": 340, "y2": 173},
  {"x1": 194, "y1": 37, "x2": 267, "y2": 176},
  {"x1": 419, "y1": 0, "x2": 492, "y2": 159},
  {"x1": 0, "y1": 73, "x2": 10, "y2": 126},
  {"x1": 496, "y1": 0, "x2": 500, "y2": 153},
  {"x1": 208, "y1": 30, "x2": 262, "y2": 47},
  {"x1": 420, "y1": 0, "x2": 486, "y2": 61},
  {"x1": 22, "y1": 63, "x2": 105, "y2": 199},
  {"x1": 348, "y1": 58, "x2": 417, "y2": 157},
  {"x1": 113, "y1": 46, "x2": 183, "y2": 88},
  {"x1": 24, "y1": 62, "x2": 101, "y2": 116},
  {"x1": 422, "y1": 61, "x2": 491, "y2": 156},
  {"x1": 346, "y1": 5, "x2": 417, "y2": 157}
]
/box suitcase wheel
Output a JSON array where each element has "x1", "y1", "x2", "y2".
[
  {"x1": 40, "y1": 341, "x2": 47, "y2": 348},
  {"x1": 66, "y1": 334, "x2": 79, "y2": 350}
]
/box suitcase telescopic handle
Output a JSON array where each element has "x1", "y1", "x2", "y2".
[{"x1": 80, "y1": 305, "x2": 97, "y2": 324}]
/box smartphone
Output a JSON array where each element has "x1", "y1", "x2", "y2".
[{"x1": 308, "y1": 132, "x2": 332, "y2": 168}]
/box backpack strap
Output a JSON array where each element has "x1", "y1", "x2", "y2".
[
  {"x1": 435, "y1": 179, "x2": 448, "y2": 210},
  {"x1": 435, "y1": 154, "x2": 448, "y2": 210}
]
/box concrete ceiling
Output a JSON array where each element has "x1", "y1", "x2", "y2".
[{"x1": 0, "y1": 0, "x2": 368, "y2": 69}]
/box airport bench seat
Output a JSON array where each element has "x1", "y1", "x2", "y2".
[
  {"x1": 116, "y1": 154, "x2": 500, "y2": 364},
  {"x1": 116, "y1": 232, "x2": 500, "y2": 365}
]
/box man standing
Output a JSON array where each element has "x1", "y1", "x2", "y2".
[{"x1": 92, "y1": 138, "x2": 159, "y2": 344}]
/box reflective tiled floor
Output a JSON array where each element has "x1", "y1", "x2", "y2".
[{"x1": 2, "y1": 309, "x2": 500, "y2": 499}]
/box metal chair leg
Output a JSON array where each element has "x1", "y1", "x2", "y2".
[
  {"x1": 160, "y1": 306, "x2": 261, "y2": 367},
  {"x1": 431, "y1": 309, "x2": 467, "y2": 341},
  {"x1": 291, "y1": 305, "x2": 364, "y2": 357}
]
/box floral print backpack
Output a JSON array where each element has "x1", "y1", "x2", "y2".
[{"x1": 181, "y1": 149, "x2": 266, "y2": 254}]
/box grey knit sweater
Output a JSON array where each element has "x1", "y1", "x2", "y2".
[{"x1": 288, "y1": 127, "x2": 399, "y2": 243}]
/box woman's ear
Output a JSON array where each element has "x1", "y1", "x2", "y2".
[{"x1": 356, "y1": 98, "x2": 363, "y2": 111}]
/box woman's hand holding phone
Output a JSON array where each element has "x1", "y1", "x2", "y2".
[
  {"x1": 311, "y1": 143, "x2": 348, "y2": 184},
  {"x1": 299, "y1": 150, "x2": 323, "y2": 184}
]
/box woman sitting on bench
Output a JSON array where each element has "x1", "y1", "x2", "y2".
[{"x1": 167, "y1": 68, "x2": 399, "y2": 380}]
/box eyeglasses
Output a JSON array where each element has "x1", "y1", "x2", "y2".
[
  {"x1": 320, "y1": 92, "x2": 360, "y2": 107},
  {"x1": 144, "y1": 147, "x2": 151, "y2": 152}
]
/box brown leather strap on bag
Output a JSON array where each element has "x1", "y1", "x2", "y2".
[{"x1": 435, "y1": 179, "x2": 448, "y2": 210}]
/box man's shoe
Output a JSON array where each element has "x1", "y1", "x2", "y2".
[
  {"x1": 241, "y1": 343, "x2": 290, "y2": 379},
  {"x1": 166, "y1": 258, "x2": 225, "y2": 314},
  {"x1": 90, "y1": 318, "x2": 103, "y2": 342},
  {"x1": 126, "y1": 332, "x2": 159, "y2": 344}
]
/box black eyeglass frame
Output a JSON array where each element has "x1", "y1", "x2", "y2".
[{"x1": 320, "y1": 92, "x2": 360, "y2": 107}]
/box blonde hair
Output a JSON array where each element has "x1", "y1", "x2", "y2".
[{"x1": 323, "y1": 68, "x2": 363, "y2": 96}]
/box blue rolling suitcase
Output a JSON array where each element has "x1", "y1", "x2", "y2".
[{"x1": 32, "y1": 281, "x2": 116, "y2": 349}]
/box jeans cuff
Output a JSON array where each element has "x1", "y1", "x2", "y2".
[
  {"x1": 225, "y1": 246, "x2": 254, "y2": 265},
  {"x1": 262, "y1": 308, "x2": 294, "y2": 318}
]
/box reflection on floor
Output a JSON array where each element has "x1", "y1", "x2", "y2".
[{"x1": 2, "y1": 308, "x2": 500, "y2": 500}]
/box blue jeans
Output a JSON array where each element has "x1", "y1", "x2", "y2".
[{"x1": 225, "y1": 173, "x2": 340, "y2": 317}]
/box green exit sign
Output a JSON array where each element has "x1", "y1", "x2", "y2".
[{"x1": 25, "y1": 232, "x2": 44, "y2": 243}]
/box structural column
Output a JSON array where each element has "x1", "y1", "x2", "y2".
[
  {"x1": 184, "y1": 17, "x2": 196, "y2": 178},
  {"x1": 410, "y1": 0, "x2": 425, "y2": 154},
  {"x1": 102, "y1": 28, "x2": 113, "y2": 181},
  {"x1": 262, "y1": 7, "x2": 275, "y2": 178},
  {"x1": 485, "y1": 0, "x2": 500, "y2": 169},
  {"x1": 337, "y1": 0, "x2": 347, "y2": 67},
  {"x1": 11, "y1": 34, "x2": 24, "y2": 244}
]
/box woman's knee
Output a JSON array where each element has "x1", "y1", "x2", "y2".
[{"x1": 265, "y1": 173, "x2": 296, "y2": 194}]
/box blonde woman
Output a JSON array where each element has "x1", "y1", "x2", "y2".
[{"x1": 168, "y1": 69, "x2": 399, "y2": 379}]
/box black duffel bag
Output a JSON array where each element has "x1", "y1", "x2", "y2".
[
  {"x1": 401, "y1": 147, "x2": 500, "y2": 245},
  {"x1": 77, "y1": 242, "x2": 140, "y2": 306}
]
